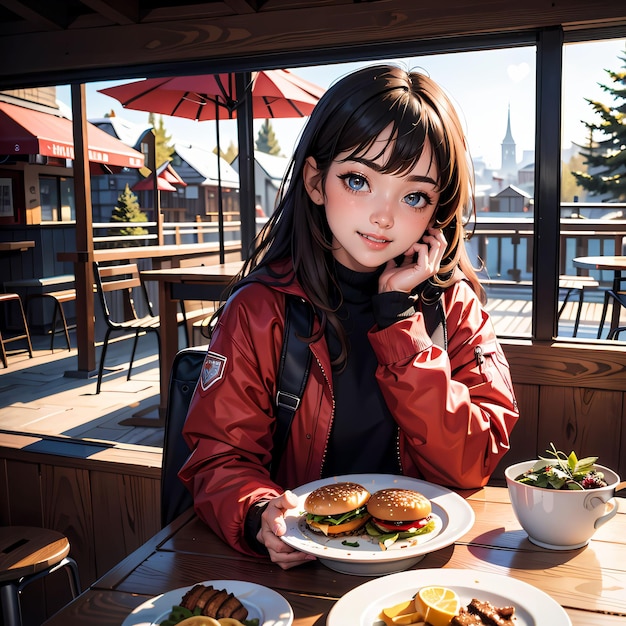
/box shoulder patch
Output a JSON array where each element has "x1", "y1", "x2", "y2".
[{"x1": 200, "y1": 351, "x2": 227, "y2": 391}]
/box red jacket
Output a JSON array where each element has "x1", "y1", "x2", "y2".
[{"x1": 179, "y1": 267, "x2": 519, "y2": 556}]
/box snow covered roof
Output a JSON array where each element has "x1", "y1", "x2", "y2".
[
  {"x1": 89, "y1": 115, "x2": 151, "y2": 148},
  {"x1": 174, "y1": 142, "x2": 240, "y2": 187}
]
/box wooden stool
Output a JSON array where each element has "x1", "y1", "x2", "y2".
[
  {"x1": 0, "y1": 293, "x2": 33, "y2": 367},
  {"x1": 27, "y1": 289, "x2": 76, "y2": 351},
  {"x1": 0, "y1": 526, "x2": 80, "y2": 626}
]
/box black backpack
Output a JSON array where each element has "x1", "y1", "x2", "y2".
[{"x1": 161, "y1": 293, "x2": 446, "y2": 526}]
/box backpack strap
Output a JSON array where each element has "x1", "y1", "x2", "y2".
[{"x1": 271, "y1": 295, "x2": 314, "y2": 479}]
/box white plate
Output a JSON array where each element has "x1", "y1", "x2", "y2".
[
  {"x1": 121, "y1": 579, "x2": 294, "y2": 626},
  {"x1": 281, "y1": 473, "x2": 475, "y2": 575},
  {"x1": 327, "y1": 568, "x2": 572, "y2": 626}
]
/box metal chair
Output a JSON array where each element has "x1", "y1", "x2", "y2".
[
  {"x1": 0, "y1": 526, "x2": 80, "y2": 626},
  {"x1": 597, "y1": 277, "x2": 626, "y2": 340},
  {"x1": 93, "y1": 261, "x2": 161, "y2": 393},
  {"x1": 0, "y1": 293, "x2": 33, "y2": 368}
]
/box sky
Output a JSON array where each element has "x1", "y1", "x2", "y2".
[{"x1": 56, "y1": 37, "x2": 625, "y2": 171}]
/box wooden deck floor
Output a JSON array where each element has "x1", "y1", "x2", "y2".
[
  {"x1": 0, "y1": 289, "x2": 624, "y2": 452},
  {"x1": 0, "y1": 330, "x2": 167, "y2": 449}
]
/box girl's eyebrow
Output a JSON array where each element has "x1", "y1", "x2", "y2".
[{"x1": 348, "y1": 156, "x2": 439, "y2": 187}]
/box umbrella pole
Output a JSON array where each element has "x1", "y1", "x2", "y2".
[
  {"x1": 215, "y1": 102, "x2": 225, "y2": 264},
  {"x1": 235, "y1": 71, "x2": 256, "y2": 259}
]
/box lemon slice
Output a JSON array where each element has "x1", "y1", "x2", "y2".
[
  {"x1": 416, "y1": 586, "x2": 461, "y2": 626},
  {"x1": 380, "y1": 598, "x2": 424, "y2": 625}
]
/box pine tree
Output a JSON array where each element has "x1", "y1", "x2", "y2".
[
  {"x1": 222, "y1": 140, "x2": 238, "y2": 164},
  {"x1": 255, "y1": 120, "x2": 281, "y2": 156},
  {"x1": 572, "y1": 48, "x2": 626, "y2": 201},
  {"x1": 148, "y1": 113, "x2": 175, "y2": 168},
  {"x1": 110, "y1": 184, "x2": 149, "y2": 243},
  {"x1": 561, "y1": 152, "x2": 587, "y2": 203}
]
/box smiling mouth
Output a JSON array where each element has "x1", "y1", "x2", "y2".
[{"x1": 359, "y1": 232, "x2": 391, "y2": 244}]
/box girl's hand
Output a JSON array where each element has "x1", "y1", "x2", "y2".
[
  {"x1": 379, "y1": 227, "x2": 447, "y2": 293},
  {"x1": 256, "y1": 490, "x2": 317, "y2": 569}
]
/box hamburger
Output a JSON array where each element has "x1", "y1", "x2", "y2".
[
  {"x1": 303, "y1": 481, "x2": 371, "y2": 536},
  {"x1": 365, "y1": 488, "x2": 435, "y2": 549}
]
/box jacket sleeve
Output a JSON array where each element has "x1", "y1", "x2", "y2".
[
  {"x1": 178, "y1": 285, "x2": 284, "y2": 556},
  {"x1": 368, "y1": 280, "x2": 519, "y2": 489}
]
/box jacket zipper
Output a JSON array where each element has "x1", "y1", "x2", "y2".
[{"x1": 315, "y1": 353, "x2": 334, "y2": 478}]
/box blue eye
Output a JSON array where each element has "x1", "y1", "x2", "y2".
[
  {"x1": 404, "y1": 192, "x2": 431, "y2": 209},
  {"x1": 341, "y1": 173, "x2": 368, "y2": 191}
]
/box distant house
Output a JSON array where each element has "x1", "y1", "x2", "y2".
[
  {"x1": 489, "y1": 184, "x2": 532, "y2": 213},
  {"x1": 90, "y1": 116, "x2": 151, "y2": 222},
  {"x1": 232, "y1": 150, "x2": 289, "y2": 217},
  {"x1": 170, "y1": 143, "x2": 240, "y2": 223}
]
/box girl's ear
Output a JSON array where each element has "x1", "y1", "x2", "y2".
[{"x1": 303, "y1": 156, "x2": 324, "y2": 205}]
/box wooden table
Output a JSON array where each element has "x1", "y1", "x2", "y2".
[
  {"x1": 140, "y1": 261, "x2": 244, "y2": 423},
  {"x1": 573, "y1": 255, "x2": 626, "y2": 337},
  {"x1": 0, "y1": 240, "x2": 35, "y2": 253},
  {"x1": 57, "y1": 243, "x2": 240, "y2": 382},
  {"x1": 41, "y1": 486, "x2": 626, "y2": 626}
]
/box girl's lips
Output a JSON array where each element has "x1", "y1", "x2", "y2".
[{"x1": 358, "y1": 231, "x2": 391, "y2": 245}]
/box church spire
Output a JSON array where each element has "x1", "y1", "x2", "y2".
[{"x1": 501, "y1": 104, "x2": 517, "y2": 175}]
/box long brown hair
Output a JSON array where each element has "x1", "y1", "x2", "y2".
[{"x1": 225, "y1": 64, "x2": 483, "y2": 363}]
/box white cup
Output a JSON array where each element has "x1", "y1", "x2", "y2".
[{"x1": 504, "y1": 460, "x2": 621, "y2": 550}]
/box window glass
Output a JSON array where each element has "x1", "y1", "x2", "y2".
[
  {"x1": 39, "y1": 176, "x2": 58, "y2": 221},
  {"x1": 60, "y1": 177, "x2": 74, "y2": 221},
  {"x1": 291, "y1": 48, "x2": 537, "y2": 338},
  {"x1": 560, "y1": 38, "x2": 626, "y2": 341}
]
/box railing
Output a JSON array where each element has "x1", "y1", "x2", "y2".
[
  {"x1": 469, "y1": 211, "x2": 626, "y2": 286},
  {"x1": 93, "y1": 204, "x2": 624, "y2": 287},
  {"x1": 93, "y1": 216, "x2": 268, "y2": 248}
]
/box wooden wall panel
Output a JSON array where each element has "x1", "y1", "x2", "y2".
[
  {"x1": 0, "y1": 438, "x2": 161, "y2": 625},
  {"x1": 6, "y1": 459, "x2": 43, "y2": 525},
  {"x1": 503, "y1": 342, "x2": 626, "y2": 393},
  {"x1": 537, "y1": 386, "x2": 623, "y2": 474},
  {"x1": 41, "y1": 464, "x2": 96, "y2": 587},
  {"x1": 91, "y1": 471, "x2": 160, "y2": 576}
]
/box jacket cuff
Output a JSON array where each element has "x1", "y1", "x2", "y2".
[
  {"x1": 373, "y1": 291, "x2": 417, "y2": 329},
  {"x1": 244, "y1": 499, "x2": 270, "y2": 555}
]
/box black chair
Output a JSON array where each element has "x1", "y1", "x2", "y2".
[
  {"x1": 93, "y1": 261, "x2": 161, "y2": 394},
  {"x1": 161, "y1": 347, "x2": 206, "y2": 527},
  {"x1": 597, "y1": 277, "x2": 626, "y2": 340}
]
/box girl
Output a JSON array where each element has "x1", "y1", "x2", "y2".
[{"x1": 179, "y1": 64, "x2": 519, "y2": 569}]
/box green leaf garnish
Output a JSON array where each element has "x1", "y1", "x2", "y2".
[{"x1": 515, "y1": 443, "x2": 606, "y2": 490}]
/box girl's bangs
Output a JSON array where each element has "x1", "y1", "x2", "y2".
[{"x1": 338, "y1": 95, "x2": 444, "y2": 179}]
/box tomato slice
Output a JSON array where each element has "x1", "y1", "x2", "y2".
[{"x1": 373, "y1": 516, "x2": 431, "y2": 532}]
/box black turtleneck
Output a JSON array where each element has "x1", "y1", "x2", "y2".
[{"x1": 321, "y1": 263, "x2": 404, "y2": 477}]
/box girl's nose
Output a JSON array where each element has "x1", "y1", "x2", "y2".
[{"x1": 371, "y1": 207, "x2": 393, "y2": 229}]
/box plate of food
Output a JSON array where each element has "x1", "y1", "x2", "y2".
[
  {"x1": 281, "y1": 473, "x2": 475, "y2": 575},
  {"x1": 121, "y1": 579, "x2": 294, "y2": 626},
  {"x1": 327, "y1": 568, "x2": 572, "y2": 626}
]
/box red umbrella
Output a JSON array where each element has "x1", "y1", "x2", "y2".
[
  {"x1": 98, "y1": 70, "x2": 324, "y2": 121},
  {"x1": 99, "y1": 70, "x2": 325, "y2": 260}
]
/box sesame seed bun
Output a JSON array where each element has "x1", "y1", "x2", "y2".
[
  {"x1": 367, "y1": 488, "x2": 431, "y2": 521},
  {"x1": 304, "y1": 481, "x2": 371, "y2": 516}
]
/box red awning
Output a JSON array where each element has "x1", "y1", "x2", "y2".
[{"x1": 0, "y1": 101, "x2": 144, "y2": 168}]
